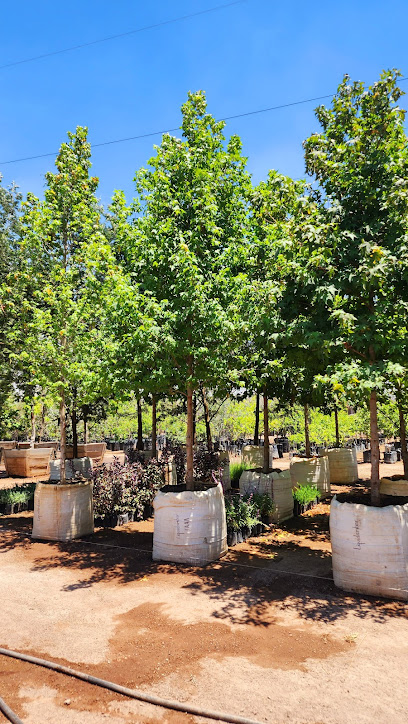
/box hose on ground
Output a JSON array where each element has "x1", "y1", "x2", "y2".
[
  {"x1": 0, "y1": 648, "x2": 263, "y2": 724},
  {"x1": 0, "y1": 696, "x2": 24, "y2": 724}
]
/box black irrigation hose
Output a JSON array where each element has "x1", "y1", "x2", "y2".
[
  {"x1": 0, "y1": 648, "x2": 263, "y2": 724},
  {"x1": 0, "y1": 696, "x2": 24, "y2": 724}
]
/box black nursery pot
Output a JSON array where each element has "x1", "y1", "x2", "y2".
[
  {"x1": 95, "y1": 512, "x2": 129, "y2": 528},
  {"x1": 143, "y1": 504, "x2": 154, "y2": 520},
  {"x1": 227, "y1": 530, "x2": 238, "y2": 547}
]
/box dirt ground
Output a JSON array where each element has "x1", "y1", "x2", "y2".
[{"x1": 0, "y1": 457, "x2": 407, "y2": 723}]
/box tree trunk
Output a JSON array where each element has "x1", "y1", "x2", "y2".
[
  {"x1": 262, "y1": 390, "x2": 270, "y2": 474},
  {"x1": 254, "y1": 393, "x2": 260, "y2": 446},
  {"x1": 30, "y1": 404, "x2": 36, "y2": 447},
  {"x1": 186, "y1": 378, "x2": 194, "y2": 490},
  {"x1": 334, "y1": 407, "x2": 340, "y2": 448},
  {"x1": 398, "y1": 402, "x2": 408, "y2": 480},
  {"x1": 71, "y1": 388, "x2": 78, "y2": 459},
  {"x1": 193, "y1": 394, "x2": 197, "y2": 446},
  {"x1": 38, "y1": 403, "x2": 46, "y2": 442},
  {"x1": 369, "y1": 389, "x2": 380, "y2": 505},
  {"x1": 59, "y1": 389, "x2": 66, "y2": 485},
  {"x1": 151, "y1": 395, "x2": 157, "y2": 460},
  {"x1": 201, "y1": 386, "x2": 213, "y2": 452},
  {"x1": 83, "y1": 410, "x2": 88, "y2": 444},
  {"x1": 137, "y1": 399, "x2": 143, "y2": 450},
  {"x1": 304, "y1": 403, "x2": 311, "y2": 458}
]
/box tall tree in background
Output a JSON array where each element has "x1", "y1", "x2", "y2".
[
  {"x1": 0, "y1": 178, "x2": 22, "y2": 427},
  {"x1": 17, "y1": 128, "x2": 119, "y2": 482},
  {"x1": 239, "y1": 171, "x2": 305, "y2": 472},
  {"x1": 303, "y1": 70, "x2": 408, "y2": 504}
]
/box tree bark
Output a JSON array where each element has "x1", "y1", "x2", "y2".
[
  {"x1": 262, "y1": 390, "x2": 270, "y2": 474},
  {"x1": 193, "y1": 394, "x2": 197, "y2": 446},
  {"x1": 398, "y1": 402, "x2": 408, "y2": 480},
  {"x1": 137, "y1": 399, "x2": 144, "y2": 450},
  {"x1": 30, "y1": 404, "x2": 36, "y2": 447},
  {"x1": 83, "y1": 409, "x2": 88, "y2": 444},
  {"x1": 151, "y1": 395, "x2": 157, "y2": 460},
  {"x1": 201, "y1": 386, "x2": 213, "y2": 452},
  {"x1": 304, "y1": 403, "x2": 311, "y2": 458},
  {"x1": 369, "y1": 389, "x2": 380, "y2": 505},
  {"x1": 72, "y1": 388, "x2": 78, "y2": 459},
  {"x1": 186, "y1": 375, "x2": 194, "y2": 490},
  {"x1": 254, "y1": 393, "x2": 260, "y2": 446},
  {"x1": 59, "y1": 389, "x2": 66, "y2": 485},
  {"x1": 39, "y1": 403, "x2": 46, "y2": 442},
  {"x1": 334, "y1": 407, "x2": 340, "y2": 448}
]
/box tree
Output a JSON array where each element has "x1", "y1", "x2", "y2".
[
  {"x1": 239, "y1": 171, "x2": 307, "y2": 472},
  {"x1": 303, "y1": 70, "x2": 408, "y2": 504},
  {"x1": 126, "y1": 91, "x2": 250, "y2": 488},
  {"x1": 0, "y1": 177, "x2": 22, "y2": 427},
  {"x1": 17, "y1": 127, "x2": 120, "y2": 482}
]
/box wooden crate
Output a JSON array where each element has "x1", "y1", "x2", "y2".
[
  {"x1": 34, "y1": 441, "x2": 59, "y2": 450},
  {"x1": 0, "y1": 441, "x2": 16, "y2": 463},
  {"x1": 4, "y1": 448, "x2": 53, "y2": 478},
  {"x1": 66, "y1": 442, "x2": 106, "y2": 464}
]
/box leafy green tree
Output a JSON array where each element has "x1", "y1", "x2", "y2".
[
  {"x1": 17, "y1": 127, "x2": 120, "y2": 482},
  {"x1": 238, "y1": 171, "x2": 309, "y2": 471},
  {"x1": 124, "y1": 91, "x2": 250, "y2": 488},
  {"x1": 302, "y1": 70, "x2": 408, "y2": 503},
  {"x1": 0, "y1": 177, "x2": 22, "y2": 428}
]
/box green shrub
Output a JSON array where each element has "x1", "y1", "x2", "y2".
[
  {"x1": 244, "y1": 491, "x2": 275, "y2": 517},
  {"x1": 0, "y1": 485, "x2": 34, "y2": 505},
  {"x1": 293, "y1": 484, "x2": 320, "y2": 506},
  {"x1": 225, "y1": 494, "x2": 262, "y2": 531},
  {"x1": 230, "y1": 461, "x2": 250, "y2": 487}
]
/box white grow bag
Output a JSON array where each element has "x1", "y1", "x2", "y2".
[
  {"x1": 49, "y1": 457, "x2": 93, "y2": 481},
  {"x1": 153, "y1": 483, "x2": 227, "y2": 565},
  {"x1": 32, "y1": 482, "x2": 94, "y2": 542},
  {"x1": 327, "y1": 448, "x2": 358, "y2": 484},
  {"x1": 290, "y1": 456, "x2": 330, "y2": 498},
  {"x1": 330, "y1": 497, "x2": 408, "y2": 600},
  {"x1": 239, "y1": 469, "x2": 293, "y2": 523},
  {"x1": 242, "y1": 445, "x2": 276, "y2": 469}
]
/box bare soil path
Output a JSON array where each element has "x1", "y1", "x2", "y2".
[{"x1": 0, "y1": 459, "x2": 407, "y2": 723}]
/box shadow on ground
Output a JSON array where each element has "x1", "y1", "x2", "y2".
[{"x1": 1, "y1": 510, "x2": 406, "y2": 628}]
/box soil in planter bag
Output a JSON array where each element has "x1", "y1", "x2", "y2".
[{"x1": 330, "y1": 497, "x2": 408, "y2": 600}]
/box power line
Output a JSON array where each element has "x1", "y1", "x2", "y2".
[
  {"x1": 0, "y1": 94, "x2": 347, "y2": 166},
  {"x1": 1, "y1": 79, "x2": 407, "y2": 167},
  {"x1": 0, "y1": 0, "x2": 247, "y2": 71}
]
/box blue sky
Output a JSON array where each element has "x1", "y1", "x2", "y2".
[{"x1": 1, "y1": 0, "x2": 407, "y2": 206}]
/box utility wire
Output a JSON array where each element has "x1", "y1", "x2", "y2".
[
  {"x1": 0, "y1": 94, "x2": 349, "y2": 166},
  {"x1": 1, "y1": 79, "x2": 408, "y2": 166},
  {"x1": 0, "y1": 0, "x2": 247, "y2": 71}
]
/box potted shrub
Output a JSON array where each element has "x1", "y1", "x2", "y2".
[
  {"x1": 293, "y1": 484, "x2": 321, "y2": 516},
  {"x1": 0, "y1": 484, "x2": 35, "y2": 515},
  {"x1": 290, "y1": 455, "x2": 330, "y2": 498},
  {"x1": 93, "y1": 457, "x2": 165, "y2": 527}
]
